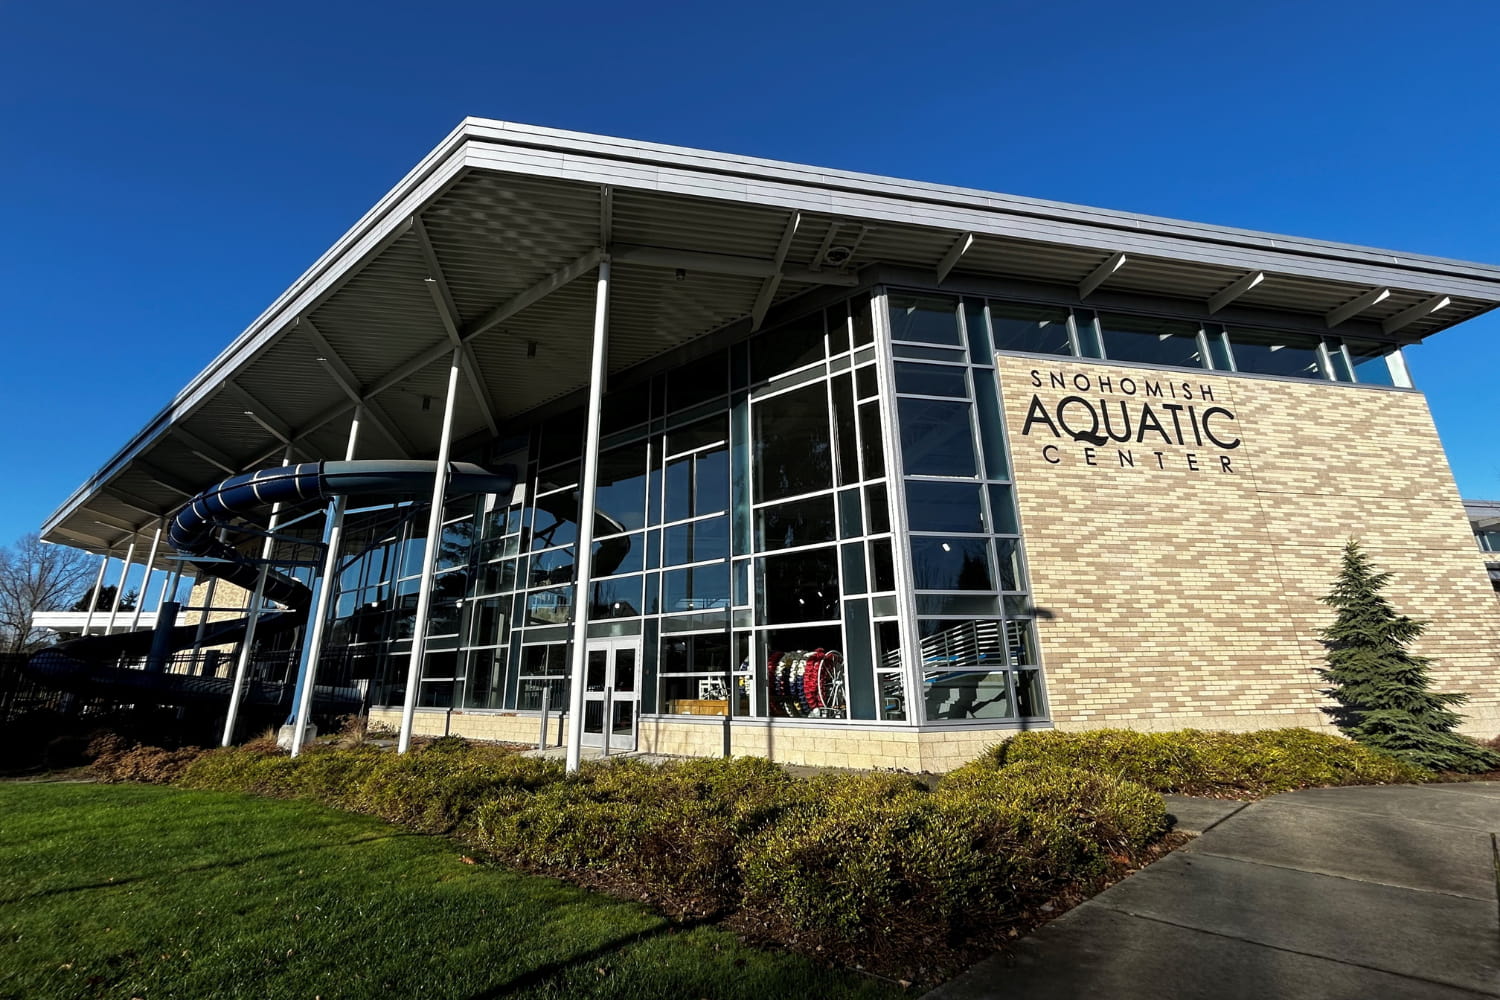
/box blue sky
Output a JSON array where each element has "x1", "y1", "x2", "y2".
[{"x1": 2, "y1": 0, "x2": 1497, "y2": 550}]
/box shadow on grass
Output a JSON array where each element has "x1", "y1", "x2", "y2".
[
  {"x1": 463, "y1": 916, "x2": 712, "y2": 1000},
  {"x1": 0, "y1": 831, "x2": 421, "y2": 906}
]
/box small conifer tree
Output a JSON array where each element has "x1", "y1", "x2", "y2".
[{"x1": 1318, "y1": 539, "x2": 1499, "y2": 773}]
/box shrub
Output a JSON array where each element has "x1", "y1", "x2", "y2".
[
  {"x1": 90, "y1": 735, "x2": 207, "y2": 785},
  {"x1": 983, "y1": 727, "x2": 1427, "y2": 797}
]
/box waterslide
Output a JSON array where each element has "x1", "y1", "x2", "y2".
[{"x1": 25, "y1": 460, "x2": 516, "y2": 710}]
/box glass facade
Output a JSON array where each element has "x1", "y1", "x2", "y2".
[{"x1": 285, "y1": 281, "x2": 1414, "y2": 737}]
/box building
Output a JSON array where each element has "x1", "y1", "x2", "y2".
[
  {"x1": 1467, "y1": 500, "x2": 1500, "y2": 595},
  {"x1": 39, "y1": 120, "x2": 1500, "y2": 771}
]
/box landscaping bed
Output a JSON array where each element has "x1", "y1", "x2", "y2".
[{"x1": 77, "y1": 725, "x2": 1434, "y2": 984}]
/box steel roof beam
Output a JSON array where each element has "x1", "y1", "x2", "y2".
[
  {"x1": 1383, "y1": 294, "x2": 1451, "y2": 335},
  {"x1": 935, "y1": 232, "x2": 975, "y2": 284},
  {"x1": 1325, "y1": 287, "x2": 1392, "y2": 328},
  {"x1": 103, "y1": 488, "x2": 164, "y2": 521},
  {"x1": 1208, "y1": 271, "x2": 1265, "y2": 314},
  {"x1": 297, "y1": 317, "x2": 414, "y2": 456},
  {"x1": 135, "y1": 460, "x2": 198, "y2": 498},
  {"x1": 751, "y1": 211, "x2": 802, "y2": 331},
  {"x1": 463, "y1": 248, "x2": 605, "y2": 341},
  {"x1": 414, "y1": 217, "x2": 499, "y2": 438},
  {"x1": 1079, "y1": 252, "x2": 1127, "y2": 299},
  {"x1": 219, "y1": 380, "x2": 294, "y2": 445},
  {"x1": 173, "y1": 428, "x2": 239, "y2": 475},
  {"x1": 611, "y1": 244, "x2": 857, "y2": 286}
]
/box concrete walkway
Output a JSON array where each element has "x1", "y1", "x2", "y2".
[{"x1": 927, "y1": 783, "x2": 1500, "y2": 999}]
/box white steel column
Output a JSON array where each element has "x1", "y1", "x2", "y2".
[
  {"x1": 129, "y1": 521, "x2": 164, "y2": 632},
  {"x1": 81, "y1": 554, "x2": 110, "y2": 636},
  {"x1": 397, "y1": 351, "x2": 463, "y2": 754},
  {"x1": 291, "y1": 412, "x2": 363, "y2": 756},
  {"x1": 565, "y1": 258, "x2": 611, "y2": 772},
  {"x1": 104, "y1": 540, "x2": 137, "y2": 635},
  {"x1": 224, "y1": 445, "x2": 295, "y2": 747}
]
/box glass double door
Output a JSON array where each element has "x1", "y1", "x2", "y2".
[{"x1": 581, "y1": 637, "x2": 640, "y2": 752}]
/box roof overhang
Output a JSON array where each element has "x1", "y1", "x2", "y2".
[{"x1": 43, "y1": 117, "x2": 1500, "y2": 557}]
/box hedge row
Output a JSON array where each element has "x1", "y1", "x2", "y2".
[
  {"x1": 966, "y1": 727, "x2": 1429, "y2": 797},
  {"x1": 166, "y1": 738, "x2": 1166, "y2": 956}
]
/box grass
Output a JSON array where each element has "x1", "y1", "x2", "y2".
[{"x1": 0, "y1": 783, "x2": 898, "y2": 1000}]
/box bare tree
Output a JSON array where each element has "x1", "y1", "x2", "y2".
[{"x1": 0, "y1": 534, "x2": 97, "y2": 653}]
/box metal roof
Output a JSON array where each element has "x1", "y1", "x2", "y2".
[{"x1": 42, "y1": 117, "x2": 1500, "y2": 558}]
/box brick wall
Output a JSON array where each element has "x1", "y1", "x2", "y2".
[{"x1": 998, "y1": 356, "x2": 1500, "y2": 736}]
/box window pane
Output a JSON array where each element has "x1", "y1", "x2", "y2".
[
  {"x1": 595, "y1": 443, "x2": 649, "y2": 532},
  {"x1": 895, "y1": 362, "x2": 969, "y2": 397},
  {"x1": 759, "y1": 547, "x2": 840, "y2": 623},
  {"x1": 1227, "y1": 328, "x2": 1329, "y2": 379},
  {"x1": 669, "y1": 415, "x2": 728, "y2": 455},
  {"x1": 990, "y1": 303, "x2": 1073, "y2": 356},
  {"x1": 754, "y1": 383, "x2": 833, "y2": 501},
  {"x1": 663, "y1": 562, "x2": 730, "y2": 612},
  {"x1": 888, "y1": 294, "x2": 962, "y2": 345},
  {"x1": 911, "y1": 537, "x2": 993, "y2": 591},
  {"x1": 832, "y1": 373, "x2": 859, "y2": 485},
  {"x1": 906, "y1": 481, "x2": 986, "y2": 533},
  {"x1": 668, "y1": 351, "x2": 728, "y2": 411},
  {"x1": 590, "y1": 575, "x2": 644, "y2": 618},
  {"x1": 898, "y1": 398, "x2": 976, "y2": 477},
  {"x1": 694, "y1": 446, "x2": 730, "y2": 516},
  {"x1": 1344, "y1": 340, "x2": 1396, "y2": 386},
  {"x1": 752, "y1": 310, "x2": 824, "y2": 380},
  {"x1": 858, "y1": 402, "x2": 885, "y2": 479},
  {"x1": 1097, "y1": 313, "x2": 1207, "y2": 369},
  {"x1": 757, "y1": 494, "x2": 836, "y2": 551},
  {"x1": 664, "y1": 516, "x2": 729, "y2": 565}
]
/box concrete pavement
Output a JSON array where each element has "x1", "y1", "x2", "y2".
[{"x1": 926, "y1": 782, "x2": 1500, "y2": 999}]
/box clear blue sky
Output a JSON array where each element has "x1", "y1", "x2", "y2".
[{"x1": 3, "y1": 0, "x2": 1497, "y2": 549}]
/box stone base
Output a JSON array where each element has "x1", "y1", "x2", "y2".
[{"x1": 276, "y1": 722, "x2": 317, "y2": 750}]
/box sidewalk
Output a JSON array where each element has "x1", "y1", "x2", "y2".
[{"x1": 926, "y1": 783, "x2": 1500, "y2": 999}]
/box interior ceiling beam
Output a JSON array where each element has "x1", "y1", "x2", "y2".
[
  {"x1": 1383, "y1": 294, "x2": 1451, "y2": 335},
  {"x1": 53, "y1": 524, "x2": 116, "y2": 549},
  {"x1": 135, "y1": 460, "x2": 198, "y2": 498},
  {"x1": 103, "y1": 487, "x2": 163, "y2": 521},
  {"x1": 172, "y1": 428, "x2": 239, "y2": 476},
  {"x1": 935, "y1": 232, "x2": 975, "y2": 284},
  {"x1": 297, "y1": 316, "x2": 415, "y2": 456},
  {"x1": 220, "y1": 380, "x2": 293, "y2": 445},
  {"x1": 1325, "y1": 287, "x2": 1392, "y2": 328},
  {"x1": 751, "y1": 211, "x2": 802, "y2": 331},
  {"x1": 610, "y1": 244, "x2": 858, "y2": 287},
  {"x1": 1208, "y1": 271, "x2": 1265, "y2": 314},
  {"x1": 1078, "y1": 252, "x2": 1127, "y2": 299},
  {"x1": 463, "y1": 248, "x2": 605, "y2": 341}
]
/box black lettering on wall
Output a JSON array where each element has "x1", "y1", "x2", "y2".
[
  {"x1": 1042, "y1": 445, "x2": 1061, "y2": 464},
  {"x1": 1136, "y1": 404, "x2": 1173, "y2": 445},
  {"x1": 1201, "y1": 407, "x2": 1242, "y2": 449},
  {"x1": 1021, "y1": 395, "x2": 1060, "y2": 437}
]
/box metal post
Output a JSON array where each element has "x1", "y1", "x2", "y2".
[
  {"x1": 188, "y1": 568, "x2": 220, "y2": 674},
  {"x1": 536, "y1": 684, "x2": 550, "y2": 749},
  {"x1": 129, "y1": 522, "x2": 163, "y2": 632},
  {"x1": 223, "y1": 445, "x2": 294, "y2": 747},
  {"x1": 565, "y1": 258, "x2": 610, "y2": 772},
  {"x1": 81, "y1": 553, "x2": 110, "y2": 636},
  {"x1": 291, "y1": 411, "x2": 362, "y2": 756},
  {"x1": 723, "y1": 617, "x2": 734, "y2": 758},
  {"x1": 602, "y1": 685, "x2": 613, "y2": 758},
  {"x1": 398, "y1": 351, "x2": 463, "y2": 754},
  {"x1": 104, "y1": 540, "x2": 137, "y2": 636}
]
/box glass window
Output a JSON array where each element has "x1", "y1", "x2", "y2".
[
  {"x1": 1226, "y1": 328, "x2": 1330, "y2": 379},
  {"x1": 895, "y1": 362, "x2": 969, "y2": 397},
  {"x1": 850, "y1": 292, "x2": 874, "y2": 347},
  {"x1": 888, "y1": 294, "x2": 962, "y2": 345},
  {"x1": 664, "y1": 516, "x2": 729, "y2": 566},
  {"x1": 911, "y1": 537, "x2": 994, "y2": 591},
  {"x1": 757, "y1": 494, "x2": 836, "y2": 551},
  {"x1": 669, "y1": 415, "x2": 728, "y2": 455},
  {"x1": 1097, "y1": 313, "x2": 1207, "y2": 369},
  {"x1": 898, "y1": 398, "x2": 977, "y2": 477},
  {"x1": 1343, "y1": 340, "x2": 1397, "y2": 386},
  {"x1": 906, "y1": 481, "x2": 986, "y2": 534},
  {"x1": 759, "y1": 548, "x2": 840, "y2": 623},
  {"x1": 595, "y1": 443, "x2": 649, "y2": 533},
  {"x1": 754, "y1": 383, "x2": 833, "y2": 501},
  {"x1": 663, "y1": 562, "x2": 731, "y2": 612},
  {"x1": 989, "y1": 303, "x2": 1073, "y2": 356},
  {"x1": 752, "y1": 310, "x2": 824, "y2": 380},
  {"x1": 668, "y1": 351, "x2": 728, "y2": 411},
  {"x1": 832, "y1": 374, "x2": 859, "y2": 485},
  {"x1": 593, "y1": 533, "x2": 642, "y2": 577},
  {"x1": 590, "y1": 575, "x2": 644, "y2": 618}
]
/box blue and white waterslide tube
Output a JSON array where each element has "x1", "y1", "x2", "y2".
[{"x1": 25, "y1": 460, "x2": 515, "y2": 708}]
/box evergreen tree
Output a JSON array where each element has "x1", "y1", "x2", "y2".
[{"x1": 1318, "y1": 539, "x2": 1499, "y2": 773}]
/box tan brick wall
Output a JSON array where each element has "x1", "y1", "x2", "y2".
[
  {"x1": 999, "y1": 356, "x2": 1500, "y2": 736},
  {"x1": 369, "y1": 707, "x2": 1001, "y2": 772}
]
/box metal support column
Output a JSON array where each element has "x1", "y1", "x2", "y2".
[
  {"x1": 565, "y1": 258, "x2": 610, "y2": 772},
  {"x1": 223, "y1": 446, "x2": 294, "y2": 747},
  {"x1": 397, "y1": 350, "x2": 463, "y2": 754},
  {"x1": 129, "y1": 521, "x2": 164, "y2": 632},
  {"x1": 290, "y1": 413, "x2": 363, "y2": 756},
  {"x1": 104, "y1": 540, "x2": 136, "y2": 636},
  {"x1": 81, "y1": 553, "x2": 110, "y2": 636}
]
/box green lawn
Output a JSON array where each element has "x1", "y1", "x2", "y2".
[{"x1": 0, "y1": 783, "x2": 897, "y2": 1000}]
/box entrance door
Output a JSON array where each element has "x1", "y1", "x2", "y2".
[{"x1": 581, "y1": 637, "x2": 640, "y2": 752}]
